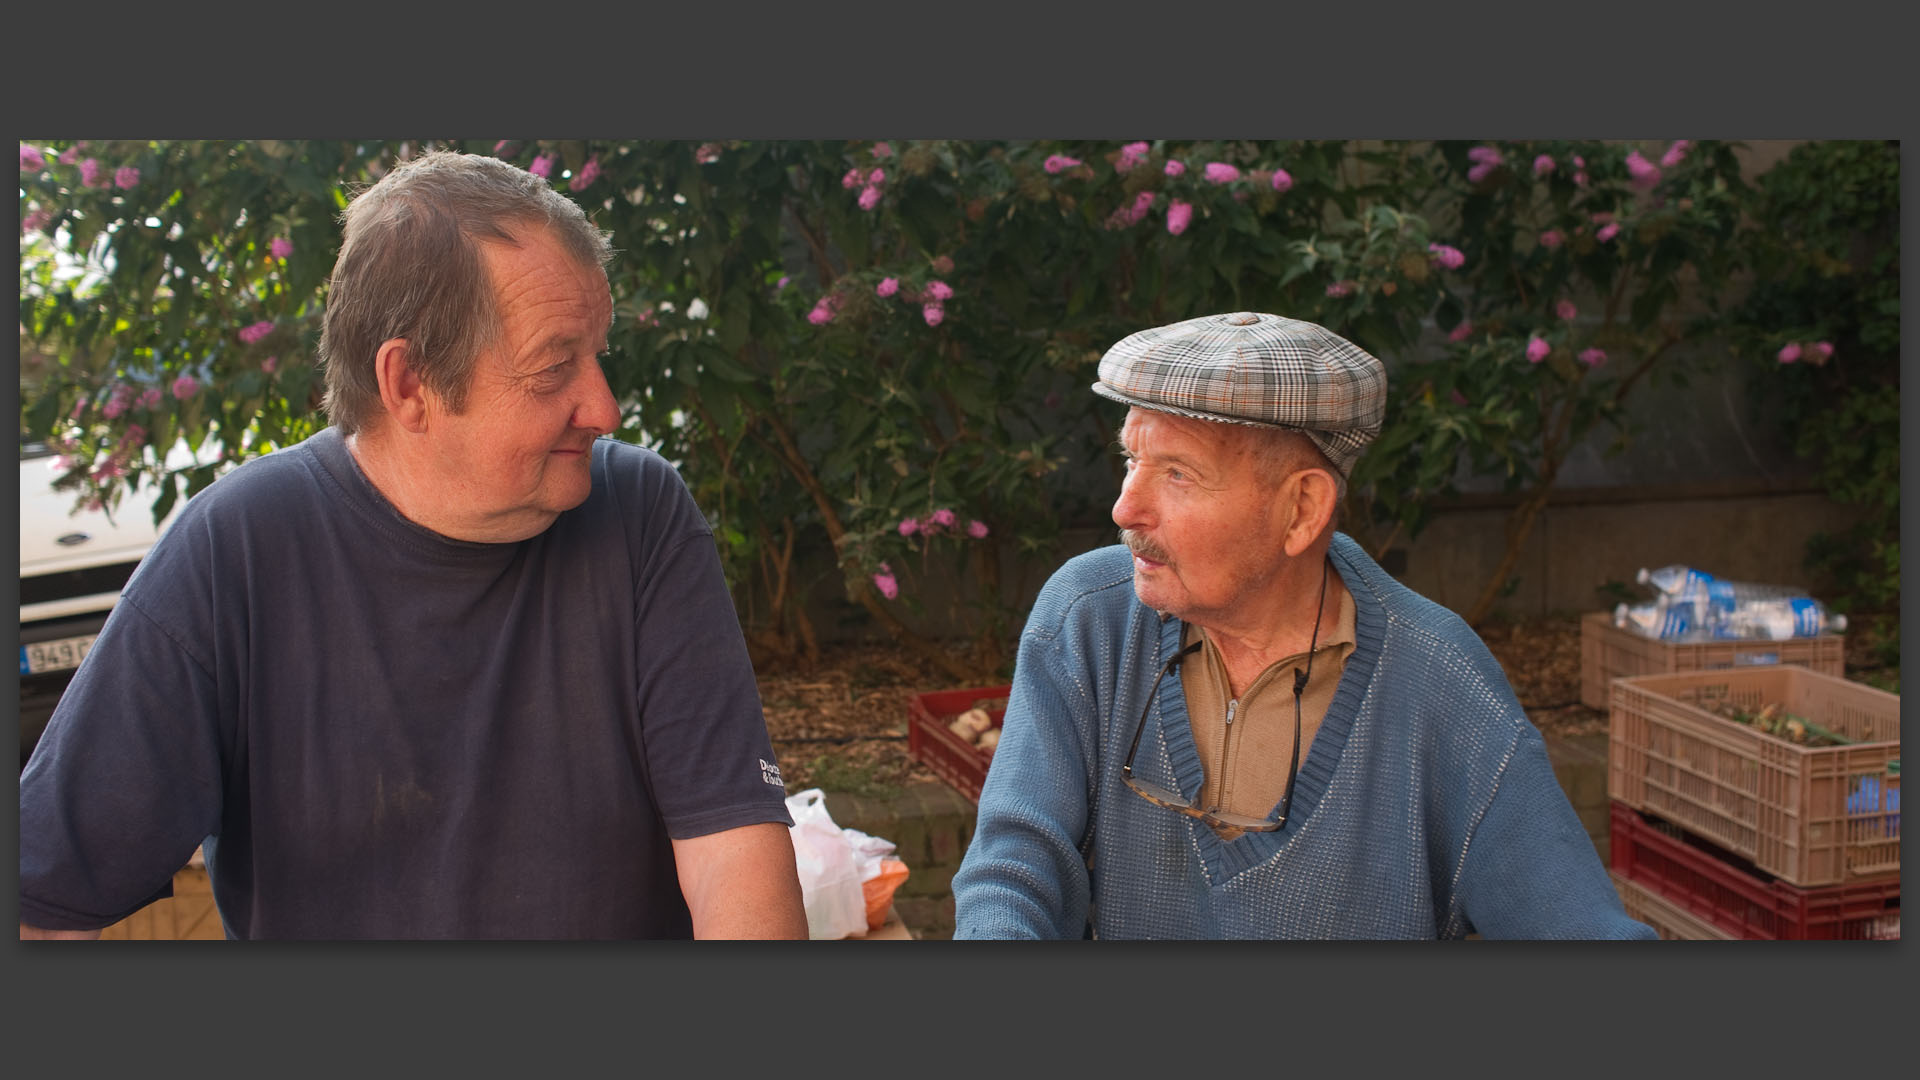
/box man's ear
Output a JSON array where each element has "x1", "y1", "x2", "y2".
[
  {"x1": 372, "y1": 338, "x2": 430, "y2": 434},
  {"x1": 1280, "y1": 467, "x2": 1339, "y2": 557}
]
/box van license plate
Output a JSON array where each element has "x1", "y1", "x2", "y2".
[{"x1": 20, "y1": 634, "x2": 96, "y2": 676}]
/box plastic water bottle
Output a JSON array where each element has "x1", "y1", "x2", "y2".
[
  {"x1": 1720, "y1": 597, "x2": 1848, "y2": 641},
  {"x1": 1638, "y1": 565, "x2": 1716, "y2": 598},
  {"x1": 1614, "y1": 600, "x2": 1701, "y2": 640},
  {"x1": 1634, "y1": 566, "x2": 1845, "y2": 641}
]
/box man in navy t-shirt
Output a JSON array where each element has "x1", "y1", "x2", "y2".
[{"x1": 19, "y1": 150, "x2": 807, "y2": 940}]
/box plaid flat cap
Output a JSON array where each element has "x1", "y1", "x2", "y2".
[{"x1": 1092, "y1": 311, "x2": 1387, "y2": 476}]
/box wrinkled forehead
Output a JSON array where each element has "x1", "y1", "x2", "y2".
[{"x1": 1120, "y1": 406, "x2": 1258, "y2": 457}]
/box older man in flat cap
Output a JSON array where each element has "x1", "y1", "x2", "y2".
[{"x1": 952, "y1": 312, "x2": 1652, "y2": 939}]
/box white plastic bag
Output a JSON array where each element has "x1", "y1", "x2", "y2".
[{"x1": 784, "y1": 788, "x2": 871, "y2": 940}]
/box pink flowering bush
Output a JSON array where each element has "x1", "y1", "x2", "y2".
[
  {"x1": 21, "y1": 144, "x2": 46, "y2": 171},
  {"x1": 114, "y1": 166, "x2": 140, "y2": 189},
  {"x1": 14, "y1": 136, "x2": 1789, "y2": 676},
  {"x1": 270, "y1": 237, "x2": 294, "y2": 259}
]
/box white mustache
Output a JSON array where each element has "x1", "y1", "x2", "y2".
[{"x1": 1118, "y1": 529, "x2": 1169, "y2": 564}]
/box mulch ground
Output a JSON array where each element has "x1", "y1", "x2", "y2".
[{"x1": 759, "y1": 610, "x2": 1902, "y2": 794}]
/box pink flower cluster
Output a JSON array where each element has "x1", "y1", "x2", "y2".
[
  {"x1": 1539, "y1": 229, "x2": 1564, "y2": 249},
  {"x1": 1624, "y1": 150, "x2": 1661, "y2": 190},
  {"x1": 103, "y1": 383, "x2": 134, "y2": 419},
  {"x1": 1166, "y1": 199, "x2": 1193, "y2": 236},
  {"x1": 530, "y1": 154, "x2": 555, "y2": 178},
  {"x1": 1448, "y1": 321, "x2": 1474, "y2": 343},
  {"x1": 172, "y1": 374, "x2": 200, "y2": 400},
  {"x1": 897, "y1": 509, "x2": 988, "y2": 540},
  {"x1": 239, "y1": 320, "x2": 275, "y2": 344},
  {"x1": 1270, "y1": 168, "x2": 1293, "y2": 194},
  {"x1": 1555, "y1": 299, "x2": 1578, "y2": 321},
  {"x1": 695, "y1": 143, "x2": 723, "y2": 164},
  {"x1": 1596, "y1": 221, "x2": 1620, "y2": 243},
  {"x1": 1777, "y1": 340, "x2": 1835, "y2": 365},
  {"x1": 20, "y1": 144, "x2": 46, "y2": 171},
  {"x1": 1533, "y1": 154, "x2": 1556, "y2": 177},
  {"x1": 1572, "y1": 155, "x2": 1589, "y2": 187},
  {"x1": 568, "y1": 155, "x2": 601, "y2": 192},
  {"x1": 270, "y1": 236, "x2": 294, "y2": 259},
  {"x1": 1115, "y1": 141, "x2": 1150, "y2": 172},
  {"x1": 1526, "y1": 336, "x2": 1551, "y2": 363},
  {"x1": 852, "y1": 166, "x2": 887, "y2": 211},
  {"x1": 1466, "y1": 145, "x2": 1503, "y2": 184},
  {"x1": 114, "y1": 166, "x2": 140, "y2": 189},
  {"x1": 1578, "y1": 348, "x2": 1607, "y2": 368},
  {"x1": 1325, "y1": 281, "x2": 1355, "y2": 299},
  {"x1": 79, "y1": 158, "x2": 106, "y2": 188},
  {"x1": 1043, "y1": 153, "x2": 1083, "y2": 175},
  {"x1": 1106, "y1": 190, "x2": 1157, "y2": 231},
  {"x1": 22, "y1": 206, "x2": 53, "y2": 234},
  {"x1": 1203, "y1": 162, "x2": 1240, "y2": 184},
  {"x1": 872, "y1": 142, "x2": 893, "y2": 158},
  {"x1": 1659, "y1": 140, "x2": 1691, "y2": 169},
  {"x1": 1163, "y1": 159, "x2": 1185, "y2": 178},
  {"x1": 876, "y1": 276, "x2": 899, "y2": 298},
  {"x1": 922, "y1": 279, "x2": 953, "y2": 325},
  {"x1": 873, "y1": 562, "x2": 899, "y2": 600},
  {"x1": 1429, "y1": 243, "x2": 1466, "y2": 271},
  {"x1": 138, "y1": 387, "x2": 163, "y2": 410}
]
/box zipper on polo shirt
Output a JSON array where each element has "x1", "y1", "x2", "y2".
[{"x1": 1210, "y1": 698, "x2": 1239, "y2": 813}]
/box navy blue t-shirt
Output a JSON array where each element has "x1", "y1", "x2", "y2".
[{"x1": 19, "y1": 429, "x2": 792, "y2": 939}]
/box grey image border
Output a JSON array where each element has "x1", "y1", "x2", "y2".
[{"x1": 7, "y1": 5, "x2": 1912, "y2": 1071}]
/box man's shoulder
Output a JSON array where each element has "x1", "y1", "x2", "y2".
[
  {"x1": 1331, "y1": 534, "x2": 1519, "y2": 705},
  {"x1": 166, "y1": 432, "x2": 333, "y2": 527}
]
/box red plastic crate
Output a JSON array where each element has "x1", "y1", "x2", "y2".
[
  {"x1": 1610, "y1": 801, "x2": 1900, "y2": 940},
  {"x1": 1610, "y1": 872, "x2": 1736, "y2": 940},
  {"x1": 906, "y1": 685, "x2": 1012, "y2": 803}
]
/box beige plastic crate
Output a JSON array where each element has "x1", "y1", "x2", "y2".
[
  {"x1": 1608, "y1": 667, "x2": 1899, "y2": 887},
  {"x1": 1580, "y1": 611, "x2": 1846, "y2": 710},
  {"x1": 1611, "y1": 871, "x2": 1736, "y2": 940}
]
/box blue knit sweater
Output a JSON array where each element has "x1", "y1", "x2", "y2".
[{"x1": 952, "y1": 535, "x2": 1654, "y2": 939}]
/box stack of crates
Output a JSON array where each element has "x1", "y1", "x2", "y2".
[{"x1": 1605, "y1": 666, "x2": 1900, "y2": 940}]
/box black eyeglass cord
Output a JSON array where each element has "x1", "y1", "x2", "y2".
[{"x1": 1277, "y1": 555, "x2": 1332, "y2": 825}]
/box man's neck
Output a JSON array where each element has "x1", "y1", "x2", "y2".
[
  {"x1": 345, "y1": 426, "x2": 545, "y2": 544},
  {"x1": 1197, "y1": 549, "x2": 1343, "y2": 698}
]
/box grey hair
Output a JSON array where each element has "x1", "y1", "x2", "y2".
[{"x1": 318, "y1": 149, "x2": 614, "y2": 435}]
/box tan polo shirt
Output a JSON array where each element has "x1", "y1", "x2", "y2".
[{"x1": 1182, "y1": 580, "x2": 1357, "y2": 827}]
